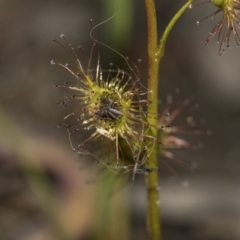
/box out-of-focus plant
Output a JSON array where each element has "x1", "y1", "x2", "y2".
[{"x1": 192, "y1": 0, "x2": 240, "y2": 54}]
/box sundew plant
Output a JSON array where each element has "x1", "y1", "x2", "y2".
[
  {"x1": 51, "y1": 0, "x2": 239, "y2": 239},
  {"x1": 52, "y1": 35, "x2": 153, "y2": 174}
]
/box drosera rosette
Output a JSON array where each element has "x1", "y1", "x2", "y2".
[
  {"x1": 157, "y1": 93, "x2": 204, "y2": 177},
  {"x1": 51, "y1": 34, "x2": 153, "y2": 174},
  {"x1": 190, "y1": 0, "x2": 240, "y2": 54}
]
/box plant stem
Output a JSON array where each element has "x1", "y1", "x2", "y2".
[
  {"x1": 144, "y1": 1, "x2": 193, "y2": 239},
  {"x1": 144, "y1": 0, "x2": 161, "y2": 239},
  {"x1": 157, "y1": 0, "x2": 194, "y2": 61}
]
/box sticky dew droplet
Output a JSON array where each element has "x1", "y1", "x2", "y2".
[
  {"x1": 194, "y1": 103, "x2": 199, "y2": 109},
  {"x1": 187, "y1": 116, "x2": 194, "y2": 123},
  {"x1": 191, "y1": 162, "x2": 198, "y2": 169},
  {"x1": 196, "y1": 21, "x2": 200, "y2": 25},
  {"x1": 189, "y1": 4, "x2": 193, "y2": 9},
  {"x1": 161, "y1": 125, "x2": 166, "y2": 130},
  {"x1": 174, "y1": 88, "x2": 180, "y2": 93},
  {"x1": 182, "y1": 181, "x2": 189, "y2": 188},
  {"x1": 207, "y1": 130, "x2": 212, "y2": 136},
  {"x1": 50, "y1": 60, "x2": 55, "y2": 65}
]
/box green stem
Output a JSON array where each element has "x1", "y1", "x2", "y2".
[
  {"x1": 157, "y1": 0, "x2": 194, "y2": 61},
  {"x1": 144, "y1": 0, "x2": 161, "y2": 239},
  {"x1": 144, "y1": 1, "x2": 193, "y2": 239}
]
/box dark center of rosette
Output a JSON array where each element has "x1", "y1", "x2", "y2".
[{"x1": 95, "y1": 94, "x2": 123, "y2": 121}]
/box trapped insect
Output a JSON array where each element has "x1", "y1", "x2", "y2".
[{"x1": 51, "y1": 33, "x2": 154, "y2": 174}]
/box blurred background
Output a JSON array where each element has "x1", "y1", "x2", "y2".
[{"x1": 0, "y1": 0, "x2": 240, "y2": 239}]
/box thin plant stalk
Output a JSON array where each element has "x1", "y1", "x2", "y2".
[
  {"x1": 144, "y1": 0, "x2": 161, "y2": 239},
  {"x1": 144, "y1": 0, "x2": 194, "y2": 239},
  {"x1": 157, "y1": 0, "x2": 194, "y2": 61}
]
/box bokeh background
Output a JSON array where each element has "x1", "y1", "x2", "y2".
[{"x1": 0, "y1": 0, "x2": 240, "y2": 239}]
